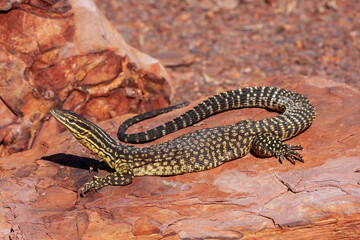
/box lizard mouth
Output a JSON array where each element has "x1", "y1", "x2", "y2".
[
  {"x1": 50, "y1": 108, "x2": 76, "y2": 126},
  {"x1": 50, "y1": 107, "x2": 62, "y2": 121}
]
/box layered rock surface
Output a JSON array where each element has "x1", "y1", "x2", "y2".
[
  {"x1": 0, "y1": 0, "x2": 173, "y2": 156},
  {"x1": 1, "y1": 76, "x2": 359, "y2": 239}
]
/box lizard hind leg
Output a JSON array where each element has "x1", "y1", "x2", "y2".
[
  {"x1": 80, "y1": 169, "x2": 134, "y2": 197},
  {"x1": 251, "y1": 132, "x2": 304, "y2": 164}
]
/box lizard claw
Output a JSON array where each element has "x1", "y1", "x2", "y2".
[
  {"x1": 276, "y1": 144, "x2": 304, "y2": 164},
  {"x1": 79, "y1": 178, "x2": 101, "y2": 197},
  {"x1": 89, "y1": 161, "x2": 107, "y2": 173}
]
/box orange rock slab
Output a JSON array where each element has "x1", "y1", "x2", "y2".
[
  {"x1": 0, "y1": 76, "x2": 359, "y2": 239},
  {"x1": 0, "y1": 0, "x2": 173, "y2": 156}
]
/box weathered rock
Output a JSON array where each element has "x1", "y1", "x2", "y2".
[
  {"x1": 0, "y1": 76, "x2": 359, "y2": 239},
  {"x1": 133, "y1": 217, "x2": 161, "y2": 236},
  {"x1": 0, "y1": 0, "x2": 173, "y2": 156}
]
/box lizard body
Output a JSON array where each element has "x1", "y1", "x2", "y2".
[{"x1": 50, "y1": 86, "x2": 316, "y2": 196}]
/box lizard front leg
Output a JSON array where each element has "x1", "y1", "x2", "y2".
[{"x1": 80, "y1": 169, "x2": 134, "y2": 197}]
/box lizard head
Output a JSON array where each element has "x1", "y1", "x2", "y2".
[
  {"x1": 50, "y1": 108, "x2": 92, "y2": 139},
  {"x1": 50, "y1": 108, "x2": 118, "y2": 152}
]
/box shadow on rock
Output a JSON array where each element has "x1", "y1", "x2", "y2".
[{"x1": 41, "y1": 153, "x2": 112, "y2": 172}]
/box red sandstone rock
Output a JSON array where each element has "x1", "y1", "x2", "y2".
[
  {"x1": 133, "y1": 217, "x2": 161, "y2": 236},
  {"x1": 0, "y1": 0, "x2": 173, "y2": 156},
  {"x1": 0, "y1": 76, "x2": 359, "y2": 239}
]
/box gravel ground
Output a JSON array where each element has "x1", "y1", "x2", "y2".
[{"x1": 95, "y1": 0, "x2": 360, "y2": 102}]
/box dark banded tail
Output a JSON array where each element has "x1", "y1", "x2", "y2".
[
  {"x1": 117, "y1": 102, "x2": 190, "y2": 142},
  {"x1": 117, "y1": 87, "x2": 313, "y2": 143}
]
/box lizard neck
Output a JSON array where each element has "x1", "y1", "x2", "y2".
[{"x1": 50, "y1": 108, "x2": 132, "y2": 169}]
